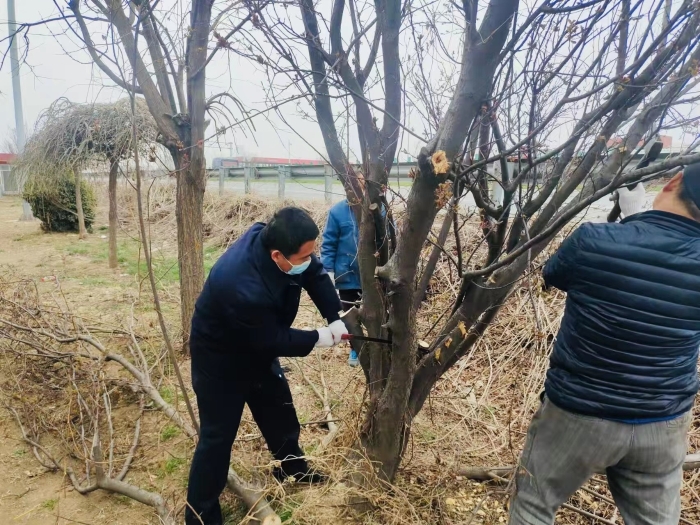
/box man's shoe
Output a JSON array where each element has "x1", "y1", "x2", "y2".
[
  {"x1": 348, "y1": 350, "x2": 359, "y2": 367},
  {"x1": 272, "y1": 466, "x2": 328, "y2": 484}
]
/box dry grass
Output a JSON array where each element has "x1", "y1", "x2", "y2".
[{"x1": 113, "y1": 180, "x2": 329, "y2": 250}]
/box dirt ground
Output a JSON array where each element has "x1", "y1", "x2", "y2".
[{"x1": 0, "y1": 197, "x2": 157, "y2": 524}]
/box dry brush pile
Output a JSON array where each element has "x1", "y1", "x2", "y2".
[
  {"x1": 113, "y1": 180, "x2": 330, "y2": 250},
  {"x1": 0, "y1": 273, "x2": 194, "y2": 523}
]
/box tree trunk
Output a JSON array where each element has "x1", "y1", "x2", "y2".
[
  {"x1": 74, "y1": 169, "x2": 87, "y2": 240},
  {"x1": 108, "y1": 158, "x2": 119, "y2": 269},
  {"x1": 175, "y1": 156, "x2": 205, "y2": 353},
  {"x1": 360, "y1": 408, "x2": 409, "y2": 482},
  {"x1": 176, "y1": 0, "x2": 213, "y2": 351}
]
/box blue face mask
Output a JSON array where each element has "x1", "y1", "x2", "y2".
[{"x1": 284, "y1": 256, "x2": 311, "y2": 275}]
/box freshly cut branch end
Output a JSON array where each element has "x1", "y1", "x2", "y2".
[{"x1": 431, "y1": 150, "x2": 450, "y2": 174}]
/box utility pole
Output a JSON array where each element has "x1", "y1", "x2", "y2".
[{"x1": 7, "y1": 0, "x2": 33, "y2": 220}]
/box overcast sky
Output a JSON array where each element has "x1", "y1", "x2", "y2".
[
  {"x1": 0, "y1": 0, "x2": 348, "y2": 166},
  {"x1": 1, "y1": 1, "x2": 697, "y2": 170}
]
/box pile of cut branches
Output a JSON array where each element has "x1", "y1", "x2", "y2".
[{"x1": 0, "y1": 274, "x2": 282, "y2": 525}]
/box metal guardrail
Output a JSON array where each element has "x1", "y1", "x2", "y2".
[
  {"x1": 208, "y1": 163, "x2": 418, "y2": 179},
  {"x1": 0, "y1": 166, "x2": 20, "y2": 196},
  {"x1": 206, "y1": 150, "x2": 671, "y2": 180},
  {"x1": 203, "y1": 150, "x2": 674, "y2": 202}
]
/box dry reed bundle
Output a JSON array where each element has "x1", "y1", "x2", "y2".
[{"x1": 16, "y1": 97, "x2": 159, "y2": 191}]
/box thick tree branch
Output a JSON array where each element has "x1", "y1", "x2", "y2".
[{"x1": 67, "y1": 0, "x2": 144, "y2": 94}]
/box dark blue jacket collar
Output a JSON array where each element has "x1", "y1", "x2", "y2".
[{"x1": 621, "y1": 210, "x2": 700, "y2": 237}]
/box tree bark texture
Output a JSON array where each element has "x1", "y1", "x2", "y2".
[
  {"x1": 175, "y1": 0, "x2": 212, "y2": 350},
  {"x1": 74, "y1": 169, "x2": 88, "y2": 240},
  {"x1": 89, "y1": 0, "x2": 211, "y2": 349},
  {"x1": 175, "y1": 153, "x2": 205, "y2": 351},
  {"x1": 108, "y1": 157, "x2": 119, "y2": 269}
]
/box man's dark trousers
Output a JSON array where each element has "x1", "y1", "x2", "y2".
[{"x1": 185, "y1": 349, "x2": 306, "y2": 525}]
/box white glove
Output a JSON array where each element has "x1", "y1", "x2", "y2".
[
  {"x1": 618, "y1": 183, "x2": 646, "y2": 218},
  {"x1": 327, "y1": 272, "x2": 335, "y2": 284},
  {"x1": 328, "y1": 319, "x2": 349, "y2": 345},
  {"x1": 315, "y1": 327, "x2": 335, "y2": 348}
]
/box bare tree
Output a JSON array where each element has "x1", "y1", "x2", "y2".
[
  {"x1": 7, "y1": 0, "x2": 263, "y2": 346},
  {"x1": 253, "y1": 0, "x2": 700, "y2": 482}
]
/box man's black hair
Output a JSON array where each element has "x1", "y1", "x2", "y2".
[{"x1": 261, "y1": 207, "x2": 319, "y2": 257}]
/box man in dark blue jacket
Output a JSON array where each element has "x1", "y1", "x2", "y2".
[
  {"x1": 185, "y1": 207, "x2": 347, "y2": 525},
  {"x1": 510, "y1": 164, "x2": 700, "y2": 525}
]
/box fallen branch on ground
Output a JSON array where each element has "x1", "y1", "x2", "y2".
[
  {"x1": 0, "y1": 276, "x2": 279, "y2": 525},
  {"x1": 293, "y1": 354, "x2": 340, "y2": 454}
]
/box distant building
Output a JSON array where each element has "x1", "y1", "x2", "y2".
[
  {"x1": 0, "y1": 153, "x2": 19, "y2": 196},
  {"x1": 0, "y1": 153, "x2": 16, "y2": 164},
  {"x1": 212, "y1": 156, "x2": 325, "y2": 169}
]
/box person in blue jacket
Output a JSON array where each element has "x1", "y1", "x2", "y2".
[
  {"x1": 185, "y1": 207, "x2": 348, "y2": 525},
  {"x1": 321, "y1": 197, "x2": 363, "y2": 366},
  {"x1": 509, "y1": 163, "x2": 700, "y2": 525}
]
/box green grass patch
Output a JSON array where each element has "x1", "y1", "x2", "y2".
[
  {"x1": 64, "y1": 237, "x2": 223, "y2": 285},
  {"x1": 159, "y1": 386, "x2": 174, "y2": 404},
  {"x1": 79, "y1": 276, "x2": 110, "y2": 286},
  {"x1": 303, "y1": 443, "x2": 318, "y2": 456},
  {"x1": 277, "y1": 498, "x2": 302, "y2": 524},
  {"x1": 114, "y1": 494, "x2": 134, "y2": 506},
  {"x1": 204, "y1": 245, "x2": 223, "y2": 276},
  {"x1": 160, "y1": 456, "x2": 186, "y2": 477},
  {"x1": 418, "y1": 428, "x2": 437, "y2": 443},
  {"x1": 160, "y1": 424, "x2": 179, "y2": 441},
  {"x1": 41, "y1": 498, "x2": 59, "y2": 511},
  {"x1": 12, "y1": 448, "x2": 26, "y2": 458},
  {"x1": 65, "y1": 244, "x2": 95, "y2": 257}
]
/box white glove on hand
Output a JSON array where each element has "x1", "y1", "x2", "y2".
[
  {"x1": 618, "y1": 183, "x2": 646, "y2": 218},
  {"x1": 315, "y1": 327, "x2": 335, "y2": 348},
  {"x1": 327, "y1": 272, "x2": 335, "y2": 284},
  {"x1": 328, "y1": 319, "x2": 349, "y2": 345}
]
